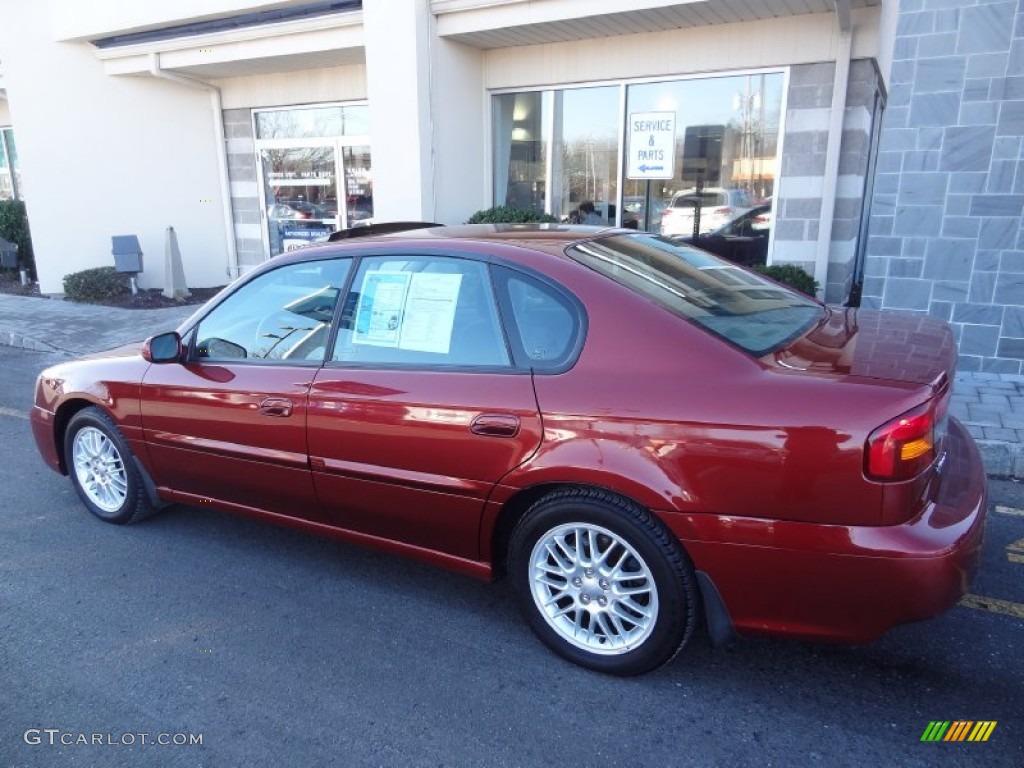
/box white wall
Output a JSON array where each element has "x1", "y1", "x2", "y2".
[
  {"x1": 213, "y1": 63, "x2": 367, "y2": 109},
  {"x1": 430, "y1": 35, "x2": 485, "y2": 224},
  {"x1": 0, "y1": 0, "x2": 229, "y2": 293},
  {"x1": 0, "y1": 98, "x2": 10, "y2": 124},
  {"x1": 363, "y1": 0, "x2": 434, "y2": 221}
]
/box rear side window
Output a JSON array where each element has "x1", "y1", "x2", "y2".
[{"x1": 493, "y1": 268, "x2": 583, "y2": 371}]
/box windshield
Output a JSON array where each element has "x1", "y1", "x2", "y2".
[{"x1": 567, "y1": 234, "x2": 824, "y2": 356}]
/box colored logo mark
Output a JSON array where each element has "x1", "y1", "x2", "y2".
[{"x1": 920, "y1": 721, "x2": 997, "y2": 742}]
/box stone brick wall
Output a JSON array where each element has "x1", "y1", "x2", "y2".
[
  {"x1": 223, "y1": 108, "x2": 265, "y2": 270},
  {"x1": 863, "y1": 0, "x2": 1024, "y2": 374},
  {"x1": 775, "y1": 60, "x2": 878, "y2": 303}
]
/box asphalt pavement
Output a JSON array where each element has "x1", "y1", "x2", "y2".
[{"x1": 3, "y1": 291, "x2": 1024, "y2": 477}]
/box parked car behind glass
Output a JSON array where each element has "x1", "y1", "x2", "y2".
[{"x1": 31, "y1": 224, "x2": 987, "y2": 676}]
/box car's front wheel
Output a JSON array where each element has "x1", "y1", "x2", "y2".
[
  {"x1": 65, "y1": 406, "x2": 155, "y2": 525},
  {"x1": 509, "y1": 488, "x2": 698, "y2": 676}
]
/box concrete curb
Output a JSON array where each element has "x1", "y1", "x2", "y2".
[{"x1": 0, "y1": 328, "x2": 62, "y2": 354}]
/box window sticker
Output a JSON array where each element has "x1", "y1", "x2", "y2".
[
  {"x1": 353, "y1": 271, "x2": 411, "y2": 347},
  {"x1": 399, "y1": 273, "x2": 463, "y2": 354},
  {"x1": 352, "y1": 269, "x2": 465, "y2": 354}
]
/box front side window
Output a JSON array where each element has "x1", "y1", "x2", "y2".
[
  {"x1": 332, "y1": 255, "x2": 510, "y2": 369},
  {"x1": 193, "y1": 259, "x2": 351, "y2": 363},
  {"x1": 569, "y1": 234, "x2": 822, "y2": 356}
]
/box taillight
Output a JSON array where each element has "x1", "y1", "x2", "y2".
[
  {"x1": 865, "y1": 397, "x2": 946, "y2": 481},
  {"x1": 713, "y1": 207, "x2": 733, "y2": 216}
]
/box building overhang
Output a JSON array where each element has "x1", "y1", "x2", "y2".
[
  {"x1": 433, "y1": 0, "x2": 880, "y2": 48},
  {"x1": 94, "y1": 9, "x2": 364, "y2": 78}
]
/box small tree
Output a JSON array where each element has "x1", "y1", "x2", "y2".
[{"x1": 0, "y1": 200, "x2": 34, "y2": 277}]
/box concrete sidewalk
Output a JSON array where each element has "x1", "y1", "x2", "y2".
[
  {"x1": 2, "y1": 292, "x2": 1022, "y2": 478},
  {"x1": 0, "y1": 293, "x2": 195, "y2": 355}
]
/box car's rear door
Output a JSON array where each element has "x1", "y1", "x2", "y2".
[
  {"x1": 140, "y1": 258, "x2": 351, "y2": 523},
  {"x1": 307, "y1": 253, "x2": 542, "y2": 560}
]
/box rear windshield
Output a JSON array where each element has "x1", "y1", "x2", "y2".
[{"x1": 567, "y1": 234, "x2": 824, "y2": 356}]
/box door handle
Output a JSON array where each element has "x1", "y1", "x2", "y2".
[
  {"x1": 259, "y1": 397, "x2": 294, "y2": 417},
  {"x1": 470, "y1": 413, "x2": 520, "y2": 438}
]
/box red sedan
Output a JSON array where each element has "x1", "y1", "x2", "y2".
[{"x1": 30, "y1": 225, "x2": 987, "y2": 675}]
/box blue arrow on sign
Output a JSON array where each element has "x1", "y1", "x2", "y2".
[{"x1": 638, "y1": 165, "x2": 665, "y2": 173}]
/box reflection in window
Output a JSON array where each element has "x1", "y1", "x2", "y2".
[
  {"x1": 554, "y1": 87, "x2": 619, "y2": 226},
  {"x1": 493, "y1": 88, "x2": 620, "y2": 224},
  {"x1": 491, "y1": 72, "x2": 784, "y2": 237},
  {"x1": 493, "y1": 92, "x2": 548, "y2": 214},
  {"x1": 255, "y1": 105, "x2": 369, "y2": 139},
  {"x1": 194, "y1": 260, "x2": 351, "y2": 363},
  {"x1": 0, "y1": 128, "x2": 21, "y2": 200},
  {"x1": 569, "y1": 234, "x2": 819, "y2": 357},
  {"x1": 624, "y1": 73, "x2": 784, "y2": 232}
]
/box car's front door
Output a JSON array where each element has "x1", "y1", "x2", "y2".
[
  {"x1": 140, "y1": 258, "x2": 351, "y2": 523},
  {"x1": 307, "y1": 254, "x2": 542, "y2": 560}
]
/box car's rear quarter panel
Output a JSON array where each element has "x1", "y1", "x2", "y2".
[{"x1": 503, "y1": 255, "x2": 930, "y2": 528}]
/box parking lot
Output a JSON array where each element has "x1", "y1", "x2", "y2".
[{"x1": 1, "y1": 346, "x2": 1021, "y2": 767}]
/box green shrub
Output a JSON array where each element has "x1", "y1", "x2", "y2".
[
  {"x1": 753, "y1": 264, "x2": 819, "y2": 296},
  {"x1": 63, "y1": 266, "x2": 129, "y2": 303},
  {"x1": 0, "y1": 200, "x2": 34, "y2": 276},
  {"x1": 466, "y1": 205, "x2": 559, "y2": 224}
]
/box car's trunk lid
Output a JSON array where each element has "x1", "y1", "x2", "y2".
[{"x1": 768, "y1": 306, "x2": 955, "y2": 391}]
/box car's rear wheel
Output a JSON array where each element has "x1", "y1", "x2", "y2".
[
  {"x1": 509, "y1": 488, "x2": 698, "y2": 676},
  {"x1": 65, "y1": 407, "x2": 155, "y2": 525}
]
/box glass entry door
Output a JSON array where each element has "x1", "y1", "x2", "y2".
[
  {"x1": 260, "y1": 141, "x2": 374, "y2": 257},
  {"x1": 341, "y1": 146, "x2": 373, "y2": 228}
]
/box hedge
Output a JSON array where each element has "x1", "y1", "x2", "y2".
[
  {"x1": 63, "y1": 266, "x2": 129, "y2": 303},
  {"x1": 466, "y1": 206, "x2": 559, "y2": 224}
]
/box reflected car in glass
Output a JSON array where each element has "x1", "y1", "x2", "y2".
[
  {"x1": 674, "y1": 203, "x2": 773, "y2": 267},
  {"x1": 660, "y1": 187, "x2": 754, "y2": 237},
  {"x1": 30, "y1": 225, "x2": 987, "y2": 676}
]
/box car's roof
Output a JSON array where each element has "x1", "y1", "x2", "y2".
[{"x1": 300, "y1": 223, "x2": 628, "y2": 259}]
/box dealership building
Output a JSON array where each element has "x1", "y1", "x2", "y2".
[{"x1": 2, "y1": 0, "x2": 1024, "y2": 372}]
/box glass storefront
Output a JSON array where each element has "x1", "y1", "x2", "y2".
[
  {"x1": 493, "y1": 87, "x2": 619, "y2": 225},
  {"x1": 254, "y1": 104, "x2": 372, "y2": 257},
  {"x1": 492, "y1": 71, "x2": 784, "y2": 240},
  {"x1": 0, "y1": 127, "x2": 22, "y2": 201}
]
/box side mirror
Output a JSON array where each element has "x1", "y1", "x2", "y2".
[{"x1": 143, "y1": 331, "x2": 183, "y2": 364}]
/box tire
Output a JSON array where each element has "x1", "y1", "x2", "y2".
[
  {"x1": 509, "y1": 488, "x2": 698, "y2": 676},
  {"x1": 64, "y1": 406, "x2": 156, "y2": 525}
]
